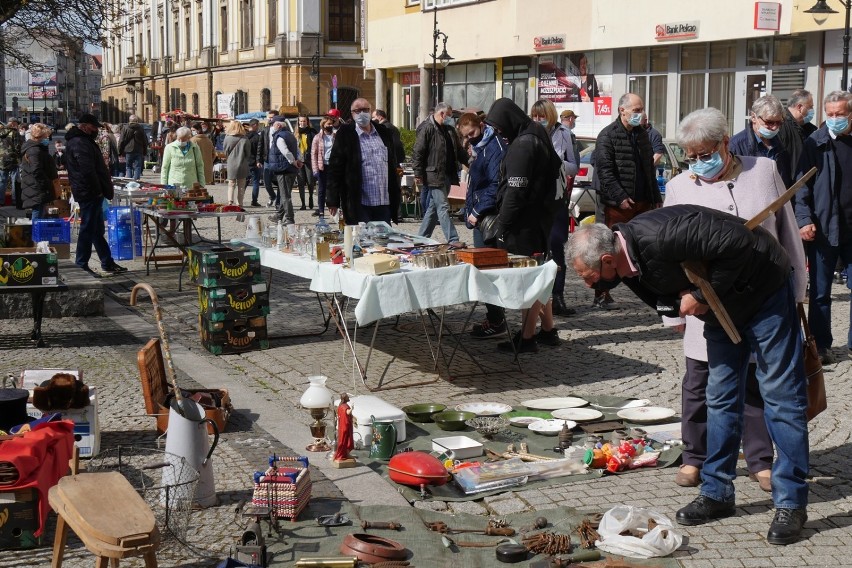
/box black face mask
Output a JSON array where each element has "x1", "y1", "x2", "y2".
[
  {"x1": 324, "y1": 127, "x2": 333, "y2": 133},
  {"x1": 593, "y1": 273, "x2": 622, "y2": 292},
  {"x1": 468, "y1": 133, "x2": 484, "y2": 147}
]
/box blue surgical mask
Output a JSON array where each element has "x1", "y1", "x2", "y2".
[
  {"x1": 443, "y1": 116, "x2": 455, "y2": 127},
  {"x1": 40, "y1": 139, "x2": 50, "y2": 146},
  {"x1": 537, "y1": 119, "x2": 549, "y2": 127},
  {"x1": 353, "y1": 112, "x2": 371, "y2": 127},
  {"x1": 827, "y1": 116, "x2": 849, "y2": 135},
  {"x1": 803, "y1": 108, "x2": 815, "y2": 124},
  {"x1": 179, "y1": 140, "x2": 188, "y2": 147},
  {"x1": 627, "y1": 113, "x2": 643, "y2": 127},
  {"x1": 689, "y1": 152, "x2": 725, "y2": 179},
  {"x1": 758, "y1": 126, "x2": 778, "y2": 139}
]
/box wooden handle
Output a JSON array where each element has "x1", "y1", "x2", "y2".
[
  {"x1": 744, "y1": 167, "x2": 817, "y2": 230},
  {"x1": 681, "y1": 261, "x2": 742, "y2": 344}
]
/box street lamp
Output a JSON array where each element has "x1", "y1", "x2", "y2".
[
  {"x1": 309, "y1": 41, "x2": 320, "y2": 114},
  {"x1": 430, "y1": 7, "x2": 453, "y2": 109},
  {"x1": 806, "y1": 0, "x2": 851, "y2": 91}
]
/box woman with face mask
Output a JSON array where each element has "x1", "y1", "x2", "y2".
[
  {"x1": 728, "y1": 95, "x2": 793, "y2": 189},
  {"x1": 161, "y1": 126, "x2": 205, "y2": 188},
  {"x1": 311, "y1": 117, "x2": 337, "y2": 217},
  {"x1": 19, "y1": 123, "x2": 59, "y2": 221},
  {"x1": 530, "y1": 99, "x2": 579, "y2": 319},
  {"x1": 661, "y1": 107, "x2": 807, "y2": 493}
]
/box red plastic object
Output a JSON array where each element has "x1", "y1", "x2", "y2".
[{"x1": 387, "y1": 451, "x2": 450, "y2": 487}]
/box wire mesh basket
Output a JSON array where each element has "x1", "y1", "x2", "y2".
[{"x1": 86, "y1": 445, "x2": 199, "y2": 544}]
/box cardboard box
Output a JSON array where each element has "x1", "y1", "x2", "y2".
[
  {"x1": 0, "y1": 489, "x2": 40, "y2": 550},
  {"x1": 0, "y1": 247, "x2": 59, "y2": 286},
  {"x1": 187, "y1": 243, "x2": 263, "y2": 288},
  {"x1": 21, "y1": 370, "x2": 100, "y2": 458},
  {"x1": 137, "y1": 338, "x2": 232, "y2": 435},
  {"x1": 198, "y1": 281, "x2": 270, "y2": 321},
  {"x1": 456, "y1": 247, "x2": 509, "y2": 269},
  {"x1": 198, "y1": 314, "x2": 269, "y2": 355}
]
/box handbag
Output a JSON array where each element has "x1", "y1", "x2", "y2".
[
  {"x1": 798, "y1": 303, "x2": 827, "y2": 421},
  {"x1": 477, "y1": 213, "x2": 501, "y2": 246}
]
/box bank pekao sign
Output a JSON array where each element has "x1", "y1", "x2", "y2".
[
  {"x1": 534, "y1": 34, "x2": 566, "y2": 52},
  {"x1": 655, "y1": 21, "x2": 700, "y2": 42}
]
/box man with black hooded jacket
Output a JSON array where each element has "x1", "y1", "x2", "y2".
[
  {"x1": 568, "y1": 205, "x2": 809, "y2": 546},
  {"x1": 485, "y1": 97, "x2": 563, "y2": 353},
  {"x1": 66, "y1": 114, "x2": 126, "y2": 275}
]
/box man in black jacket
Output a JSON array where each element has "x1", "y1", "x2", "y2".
[
  {"x1": 568, "y1": 205, "x2": 809, "y2": 546},
  {"x1": 776, "y1": 89, "x2": 815, "y2": 182},
  {"x1": 117, "y1": 115, "x2": 148, "y2": 180},
  {"x1": 326, "y1": 98, "x2": 401, "y2": 225},
  {"x1": 592, "y1": 93, "x2": 662, "y2": 308},
  {"x1": 256, "y1": 110, "x2": 279, "y2": 207},
  {"x1": 66, "y1": 114, "x2": 126, "y2": 275}
]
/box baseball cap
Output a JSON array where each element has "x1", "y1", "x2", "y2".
[
  {"x1": 78, "y1": 113, "x2": 103, "y2": 128},
  {"x1": 560, "y1": 109, "x2": 578, "y2": 119},
  {"x1": 327, "y1": 109, "x2": 342, "y2": 119}
]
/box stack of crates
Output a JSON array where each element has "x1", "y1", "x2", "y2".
[
  {"x1": 187, "y1": 242, "x2": 270, "y2": 355},
  {"x1": 106, "y1": 206, "x2": 143, "y2": 260}
]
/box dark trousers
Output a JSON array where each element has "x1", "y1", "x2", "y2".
[
  {"x1": 351, "y1": 204, "x2": 392, "y2": 224},
  {"x1": 76, "y1": 199, "x2": 114, "y2": 269},
  {"x1": 681, "y1": 357, "x2": 773, "y2": 473},
  {"x1": 549, "y1": 205, "x2": 570, "y2": 296},
  {"x1": 262, "y1": 166, "x2": 279, "y2": 204},
  {"x1": 316, "y1": 169, "x2": 327, "y2": 214},
  {"x1": 249, "y1": 165, "x2": 262, "y2": 203},
  {"x1": 296, "y1": 166, "x2": 315, "y2": 208}
]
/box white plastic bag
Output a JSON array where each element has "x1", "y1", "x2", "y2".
[{"x1": 595, "y1": 505, "x2": 683, "y2": 558}]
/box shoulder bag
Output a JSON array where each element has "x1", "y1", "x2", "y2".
[{"x1": 798, "y1": 303, "x2": 827, "y2": 420}]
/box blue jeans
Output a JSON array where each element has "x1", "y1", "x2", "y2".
[
  {"x1": 125, "y1": 152, "x2": 143, "y2": 180},
  {"x1": 75, "y1": 199, "x2": 114, "y2": 269},
  {"x1": 806, "y1": 235, "x2": 852, "y2": 351},
  {"x1": 262, "y1": 165, "x2": 279, "y2": 204},
  {"x1": 249, "y1": 165, "x2": 262, "y2": 203},
  {"x1": 702, "y1": 278, "x2": 809, "y2": 509},
  {"x1": 315, "y1": 169, "x2": 327, "y2": 214},
  {"x1": 418, "y1": 184, "x2": 459, "y2": 243}
]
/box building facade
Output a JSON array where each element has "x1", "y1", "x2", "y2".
[
  {"x1": 364, "y1": 0, "x2": 849, "y2": 139},
  {"x1": 100, "y1": 0, "x2": 371, "y2": 124}
]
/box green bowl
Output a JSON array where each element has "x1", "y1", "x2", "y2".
[
  {"x1": 402, "y1": 403, "x2": 447, "y2": 423},
  {"x1": 432, "y1": 410, "x2": 476, "y2": 431}
]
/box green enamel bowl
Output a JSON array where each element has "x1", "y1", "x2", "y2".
[
  {"x1": 432, "y1": 410, "x2": 476, "y2": 431},
  {"x1": 402, "y1": 403, "x2": 447, "y2": 423}
]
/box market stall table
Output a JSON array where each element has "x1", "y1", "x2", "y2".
[
  {"x1": 139, "y1": 208, "x2": 245, "y2": 291},
  {"x1": 254, "y1": 244, "x2": 557, "y2": 389}
]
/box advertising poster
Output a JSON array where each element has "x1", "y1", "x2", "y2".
[
  {"x1": 28, "y1": 68, "x2": 57, "y2": 100},
  {"x1": 216, "y1": 93, "x2": 235, "y2": 119},
  {"x1": 538, "y1": 51, "x2": 614, "y2": 137}
]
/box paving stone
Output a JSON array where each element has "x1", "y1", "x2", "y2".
[
  {"x1": 447, "y1": 500, "x2": 488, "y2": 516},
  {"x1": 414, "y1": 500, "x2": 449, "y2": 512},
  {"x1": 486, "y1": 497, "x2": 530, "y2": 516}
]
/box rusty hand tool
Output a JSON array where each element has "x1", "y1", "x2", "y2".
[
  {"x1": 425, "y1": 520, "x2": 514, "y2": 536},
  {"x1": 361, "y1": 520, "x2": 403, "y2": 531}
]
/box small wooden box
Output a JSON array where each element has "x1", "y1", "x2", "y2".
[
  {"x1": 456, "y1": 247, "x2": 509, "y2": 269},
  {"x1": 137, "y1": 337, "x2": 231, "y2": 435}
]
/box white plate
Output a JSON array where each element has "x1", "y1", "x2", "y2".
[
  {"x1": 507, "y1": 415, "x2": 547, "y2": 427},
  {"x1": 455, "y1": 402, "x2": 513, "y2": 417},
  {"x1": 551, "y1": 408, "x2": 604, "y2": 422},
  {"x1": 617, "y1": 406, "x2": 677, "y2": 423},
  {"x1": 590, "y1": 399, "x2": 651, "y2": 410},
  {"x1": 528, "y1": 419, "x2": 578, "y2": 436},
  {"x1": 522, "y1": 397, "x2": 588, "y2": 410}
]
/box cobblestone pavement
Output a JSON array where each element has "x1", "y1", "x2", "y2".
[{"x1": 1, "y1": 174, "x2": 851, "y2": 567}]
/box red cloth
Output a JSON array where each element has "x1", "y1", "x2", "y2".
[
  {"x1": 334, "y1": 402, "x2": 354, "y2": 462},
  {"x1": 0, "y1": 420, "x2": 74, "y2": 536}
]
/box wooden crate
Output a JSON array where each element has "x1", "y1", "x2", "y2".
[{"x1": 456, "y1": 247, "x2": 509, "y2": 269}]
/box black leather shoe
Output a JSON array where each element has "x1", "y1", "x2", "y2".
[
  {"x1": 675, "y1": 495, "x2": 736, "y2": 526},
  {"x1": 767, "y1": 508, "x2": 807, "y2": 545},
  {"x1": 552, "y1": 295, "x2": 576, "y2": 317}
]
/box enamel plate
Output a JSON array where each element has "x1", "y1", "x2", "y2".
[
  {"x1": 501, "y1": 410, "x2": 553, "y2": 427},
  {"x1": 617, "y1": 406, "x2": 677, "y2": 423},
  {"x1": 551, "y1": 408, "x2": 604, "y2": 422},
  {"x1": 522, "y1": 397, "x2": 589, "y2": 410},
  {"x1": 455, "y1": 402, "x2": 513, "y2": 417},
  {"x1": 528, "y1": 419, "x2": 578, "y2": 436}
]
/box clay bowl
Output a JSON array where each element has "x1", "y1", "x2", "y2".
[
  {"x1": 402, "y1": 403, "x2": 447, "y2": 423},
  {"x1": 432, "y1": 410, "x2": 475, "y2": 431}
]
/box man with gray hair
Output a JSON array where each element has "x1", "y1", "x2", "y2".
[
  {"x1": 413, "y1": 102, "x2": 468, "y2": 246},
  {"x1": 795, "y1": 90, "x2": 852, "y2": 364},
  {"x1": 569, "y1": 206, "x2": 810, "y2": 546},
  {"x1": 265, "y1": 116, "x2": 302, "y2": 225},
  {"x1": 728, "y1": 94, "x2": 793, "y2": 188},
  {"x1": 778, "y1": 89, "x2": 816, "y2": 180},
  {"x1": 117, "y1": 114, "x2": 149, "y2": 180}
]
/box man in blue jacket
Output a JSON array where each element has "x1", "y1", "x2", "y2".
[
  {"x1": 795, "y1": 90, "x2": 852, "y2": 364},
  {"x1": 729, "y1": 95, "x2": 793, "y2": 189},
  {"x1": 66, "y1": 114, "x2": 126, "y2": 275}
]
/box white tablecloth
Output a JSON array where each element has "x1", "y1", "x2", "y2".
[{"x1": 253, "y1": 242, "x2": 557, "y2": 324}]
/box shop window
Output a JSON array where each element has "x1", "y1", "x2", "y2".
[
  {"x1": 679, "y1": 74, "x2": 704, "y2": 120},
  {"x1": 709, "y1": 41, "x2": 736, "y2": 69},
  {"x1": 650, "y1": 46, "x2": 668, "y2": 73},
  {"x1": 260, "y1": 88, "x2": 271, "y2": 111},
  {"x1": 772, "y1": 69, "x2": 806, "y2": 104},
  {"x1": 648, "y1": 76, "x2": 667, "y2": 135},
  {"x1": 328, "y1": 0, "x2": 355, "y2": 42},
  {"x1": 774, "y1": 37, "x2": 806, "y2": 66},
  {"x1": 443, "y1": 61, "x2": 495, "y2": 112},
  {"x1": 680, "y1": 44, "x2": 707, "y2": 71},
  {"x1": 708, "y1": 72, "x2": 735, "y2": 133},
  {"x1": 630, "y1": 48, "x2": 648, "y2": 73},
  {"x1": 747, "y1": 38, "x2": 771, "y2": 66}
]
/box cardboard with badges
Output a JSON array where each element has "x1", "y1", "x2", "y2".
[
  {"x1": 187, "y1": 242, "x2": 262, "y2": 288},
  {"x1": 0, "y1": 248, "x2": 59, "y2": 286}
]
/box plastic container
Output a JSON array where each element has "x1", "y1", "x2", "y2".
[
  {"x1": 350, "y1": 395, "x2": 406, "y2": 445},
  {"x1": 32, "y1": 218, "x2": 71, "y2": 244},
  {"x1": 431, "y1": 436, "x2": 483, "y2": 459}
]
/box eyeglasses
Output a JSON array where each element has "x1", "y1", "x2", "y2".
[
  {"x1": 684, "y1": 143, "x2": 721, "y2": 164},
  {"x1": 757, "y1": 116, "x2": 783, "y2": 128},
  {"x1": 351, "y1": 107, "x2": 371, "y2": 113}
]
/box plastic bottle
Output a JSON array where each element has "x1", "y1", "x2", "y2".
[{"x1": 657, "y1": 167, "x2": 667, "y2": 194}]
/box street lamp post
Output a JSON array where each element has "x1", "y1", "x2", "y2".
[
  {"x1": 806, "y1": 0, "x2": 852, "y2": 91},
  {"x1": 430, "y1": 7, "x2": 453, "y2": 109},
  {"x1": 309, "y1": 40, "x2": 321, "y2": 114}
]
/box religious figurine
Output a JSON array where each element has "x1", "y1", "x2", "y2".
[{"x1": 333, "y1": 393, "x2": 356, "y2": 468}]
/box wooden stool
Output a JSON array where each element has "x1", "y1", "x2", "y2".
[{"x1": 49, "y1": 471, "x2": 160, "y2": 568}]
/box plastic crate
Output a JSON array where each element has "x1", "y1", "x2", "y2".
[
  {"x1": 107, "y1": 206, "x2": 142, "y2": 257},
  {"x1": 32, "y1": 218, "x2": 71, "y2": 244},
  {"x1": 107, "y1": 224, "x2": 134, "y2": 260}
]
